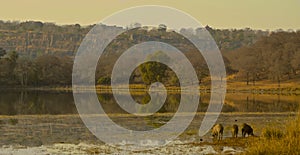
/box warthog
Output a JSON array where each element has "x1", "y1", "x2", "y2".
[
  {"x1": 212, "y1": 124, "x2": 224, "y2": 140},
  {"x1": 231, "y1": 124, "x2": 239, "y2": 138},
  {"x1": 242, "y1": 123, "x2": 254, "y2": 137}
]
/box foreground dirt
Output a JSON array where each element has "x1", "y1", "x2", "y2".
[{"x1": 0, "y1": 113, "x2": 295, "y2": 154}]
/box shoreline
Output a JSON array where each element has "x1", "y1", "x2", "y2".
[
  {"x1": 0, "y1": 112, "x2": 296, "y2": 118},
  {"x1": 0, "y1": 85, "x2": 299, "y2": 95},
  {"x1": 0, "y1": 112, "x2": 294, "y2": 154}
]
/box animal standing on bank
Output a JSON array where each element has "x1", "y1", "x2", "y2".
[
  {"x1": 231, "y1": 124, "x2": 239, "y2": 138},
  {"x1": 242, "y1": 123, "x2": 254, "y2": 137},
  {"x1": 212, "y1": 124, "x2": 224, "y2": 140}
]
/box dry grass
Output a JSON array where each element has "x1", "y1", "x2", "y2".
[
  {"x1": 94, "y1": 80, "x2": 300, "y2": 94},
  {"x1": 246, "y1": 111, "x2": 300, "y2": 155},
  {"x1": 226, "y1": 80, "x2": 300, "y2": 94},
  {"x1": 6, "y1": 79, "x2": 300, "y2": 94}
]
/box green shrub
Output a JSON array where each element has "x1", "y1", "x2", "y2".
[
  {"x1": 9, "y1": 118, "x2": 18, "y2": 125},
  {"x1": 97, "y1": 76, "x2": 111, "y2": 85}
]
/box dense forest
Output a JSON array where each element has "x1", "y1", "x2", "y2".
[{"x1": 0, "y1": 21, "x2": 299, "y2": 87}]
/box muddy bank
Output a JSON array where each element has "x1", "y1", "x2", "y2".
[
  {"x1": 0, "y1": 141, "x2": 245, "y2": 155},
  {"x1": 0, "y1": 113, "x2": 294, "y2": 145}
]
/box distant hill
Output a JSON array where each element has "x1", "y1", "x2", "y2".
[
  {"x1": 0, "y1": 20, "x2": 269, "y2": 57},
  {"x1": 1, "y1": 20, "x2": 299, "y2": 87},
  {"x1": 0, "y1": 21, "x2": 90, "y2": 57}
]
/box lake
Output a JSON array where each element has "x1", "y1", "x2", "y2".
[
  {"x1": 0, "y1": 90, "x2": 298, "y2": 153},
  {"x1": 0, "y1": 90, "x2": 299, "y2": 115}
]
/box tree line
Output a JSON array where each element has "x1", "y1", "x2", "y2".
[
  {"x1": 227, "y1": 31, "x2": 300, "y2": 86},
  {"x1": 0, "y1": 48, "x2": 72, "y2": 86},
  {"x1": 0, "y1": 21, "x2": 267, "y2": 57},
  {"x1": 0, "y1": 21, "x2": 299, "y2": 87}
]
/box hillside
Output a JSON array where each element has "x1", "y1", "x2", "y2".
[
  {"x1": 0, "y1": 21, "x2": 267, "y2": 57},
  {"x1": 0, "y1": 20, "x2": 299, "y2": 88}
]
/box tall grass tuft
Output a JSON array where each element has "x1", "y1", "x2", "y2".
[
  {"x1": 246, "y1": 111, "x2": 300, "y2": 155},
  {"x1": 261, "y1": 127, "x2": 284, "y2": 140}
]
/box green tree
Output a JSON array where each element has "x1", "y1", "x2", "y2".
[
  {"x1": 139, "y1": 51, "x2": 170, "y2": 85},
  {"x1": 7, "y1": 51, "x2": 19, "y2": 63},
  {"x1": 97, "y1": 76, "x2": 111, "y2": 85},
  {"x1": 0, "y1": 47, "x2": 6, "y2": 58}
]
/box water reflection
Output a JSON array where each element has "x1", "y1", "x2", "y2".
[
  {"x1": 98, "y1": 93, "x2": 181, "y2": 114},
  {"x1": 0, "y1": 90, "x2": 76, "y2": 115},
  {"x1": 0, "y1": 90, "x2": 299, "y2": 115}
]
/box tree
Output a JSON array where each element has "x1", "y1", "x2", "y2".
[
  {"x1": 291, "y1": 51, "x2": 300, "y2": 74},
  {"x1": 229, "y1": 31, "x2": 300, "y2": 85},
  {"x1": 14, "y1": 57, "x2": 35, "y2": 86},
  {"x1": 7, "y1": 51, "x2": 18, "y2": 63},
  {"x1": 97, "y1": 76, "x2": 111, "y2": 85},
  {"x1": 0, "y1": 47, "x2": 6, "y2": 58},
  {"x1": 7, "y1": 51, "x2": 19, "y2": 82},
  {"x1": 233, "y1": 46, "x2": 262, "y2": 85},
  {"x1": 35, "y1": 55, "x2": 72, "y2": 85},
  {"x1": 139, "y1": 51, "x2": 170, "y2": 85},
  {"x1": 158, "y1": 24, "x2": 167, "y2": 31}
]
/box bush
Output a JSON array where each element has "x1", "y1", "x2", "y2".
[
  {"x1": 261, "y1": 127, "x2": 284, "y2": 139},
  {"x1": 246, "y1": 113, "x2": 300, "y2": 155},
  {"x1": 97, "y1": 76, "x2": 111, "y2": 85},
  {"x1": 9, "y1": 118, "x2": 18, "y2": 125}
]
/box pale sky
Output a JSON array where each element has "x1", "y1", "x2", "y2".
[{"x1": 1, "y1": 0, "x2": 299, "y2": 30}]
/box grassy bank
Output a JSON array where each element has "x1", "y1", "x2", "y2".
[
  {"x1": 226, "y1": 80, "x2": 300, "y2": 94},
  {"x1": 95, "y1": 80, "x2": 300, "y2": 94},
  {"x1": 245, "y1": 110, "x2": 300, "y2": 154},
  {"x1": 1, "y1": 80, "x2": 300, "y2": 94},
  {"x1": 95, "y1": 79, "x2": 300, "y2": 94}
]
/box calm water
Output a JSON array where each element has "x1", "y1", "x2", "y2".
[
  {"x1": 0, "y1": 90, "x2": 299, "y2": 115},
  {"x1": 0, "y1": 90, "x2": 298, "y2": 148}
]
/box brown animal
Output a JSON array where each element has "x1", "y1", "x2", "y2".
[
  {"x1": 212, "y1": 124, "x2": 224, "y2": 140},
  {"x1": 231, "y1": 124, "x2": 239, "y2": 138},
  {"x1": 242, "y1": 123, "x2": 254, "y2": 137}
]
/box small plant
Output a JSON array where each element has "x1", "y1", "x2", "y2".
[
  {"x1": 97, "y1": 76, "x2": 111, "y2": 85},
  {"x1": 85, "y1": 147, "x2": 101, "y2": 154},
  {"x1": 261, "y1": 127, "x2": 284, "y2": 139},
  {"x1": 185, "y1": 129, "x2": 198, "y2": 136},
  {"x1": 9, "y1": 118, "x2": 18, "y2": 125}
]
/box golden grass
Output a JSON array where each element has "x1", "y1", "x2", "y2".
[
  {"x1": 226, "y1": 93, "x2": 299, "y2": 101},
  {"x1": 94, "y1": 79, "x2": 300, "y2": 94},
  {"x1": 6, "y1": 79, "x2": 299, "y2": 94},
  {"x1": 226, "y1": 80, "x2": 300, "y2": 94},
  {"x1": 245, "y1": 111, "x2": 300, "y2": 155}
]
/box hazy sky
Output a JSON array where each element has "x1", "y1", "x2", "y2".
[{"x1": 1, "y1": 0, "x2": 299, "y2": 30}]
